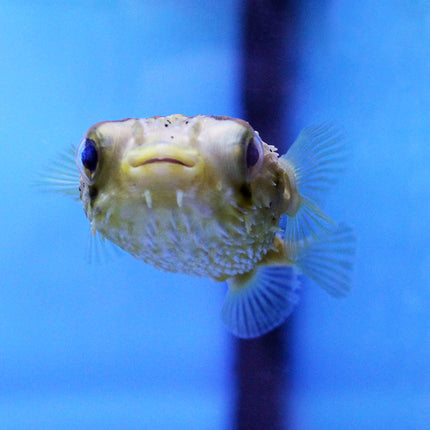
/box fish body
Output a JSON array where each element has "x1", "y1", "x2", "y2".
[
  {"x1": 79, "y1": 115, "x2": 289, "y2": 281},
  {"x1": 48, "y1": 114, "x2": 355, "y2": 338}
]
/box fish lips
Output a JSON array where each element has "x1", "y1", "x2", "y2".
[{"x1": 121, "y1": 142, "x2": 202, "y2": 188}]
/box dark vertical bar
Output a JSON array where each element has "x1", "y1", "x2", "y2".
[
  {"x1": 234, "y1": 1, "x2": 299, "y2": 430},
  {"x1": 242, "y1": 0, "x2": 299, "y2": 149}
]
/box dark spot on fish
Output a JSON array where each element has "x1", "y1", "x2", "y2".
[
  {"x1": 239, "y1": 184, "x2": 252, "y2": 201},
  {"x1": 164, "y1": 124, "x2": 168, "y2": 127},
  {"x1": 185, "y1": 120, "x2": 189, "y2": 124},
  {"x1": 88, "y1": 185, "x2": 98, "y2": 200},
  {"x1": 273, "y1": 173, "x2": 282, "y2": 189}
]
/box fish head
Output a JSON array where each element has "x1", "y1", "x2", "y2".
[{"x1": 76, "y1": 115, "x2": 282, "y2": 218}]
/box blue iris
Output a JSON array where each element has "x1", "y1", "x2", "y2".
[{"x1": 81, "y1": 139, "x2": 98, "y2": 172}]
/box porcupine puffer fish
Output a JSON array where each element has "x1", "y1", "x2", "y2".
[{"x1": 46, "y1": 114, "x2": 355, "y2": 338}]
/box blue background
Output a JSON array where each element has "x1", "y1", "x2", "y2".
[{"x1": 1, "y1": 1, "x2": 429, "y2": 428}]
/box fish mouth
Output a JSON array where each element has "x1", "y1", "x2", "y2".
[
  {"x1": 125, "y1": 143, "x2": 198, "y2": 170},
  {"x1": 131, "y1": 157, "x2": 195, "y2": 168}
]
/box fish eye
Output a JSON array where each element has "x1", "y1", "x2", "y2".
[
  {"x1": 245, "y1": 132, "x2": 264, "y2": 179},
  {"x1": 82, "y1": 141, "x2": 98, "y2": 171},
  {"x1": 76, "y1": 137, "x2": 100, "y2": 183}
]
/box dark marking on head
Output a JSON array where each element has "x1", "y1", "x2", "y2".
[
  {"x1": 239, "y1": 184, "x2": 252, "y2": 202},
  {"x1": 272, "y1": 173, "x2": 282, "y2": 189},
  {"x1": 88, "y1": 185, "x2": 98, "y2": 200}
]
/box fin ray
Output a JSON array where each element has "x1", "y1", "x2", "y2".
[
  {"x1": 280, "y1": 123, "x2": 348, "y2": 245},
  {"x1": 294, "y1": 223, "x2": 355, "y2": 297},
  {"x1": 284, "y1": 197, "x2": 336, "y2": 257},
  {"x1": 86, "y1": 230, "x2": 125, "y2": 265},
  {"x1": 33, "y1": 144, "x2": 80, "y2": 199},
  {"x1": 222, "y1": 265, "x2": 301, "y2": 338}
]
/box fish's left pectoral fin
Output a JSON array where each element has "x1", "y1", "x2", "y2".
[
  {"x1": 280, "y1": 124, "x2": 348, "y2": 246},
  {"x1": 221, "y1": 265, "x2": 301, "y2": 339}
]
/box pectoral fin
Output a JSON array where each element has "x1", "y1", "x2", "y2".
[
  {"x1": 280, "y1": 124, "x2": 347, "y2": 250},
  {"x1": 33, "y1": 144, "x2": 80, "y2": 199}
]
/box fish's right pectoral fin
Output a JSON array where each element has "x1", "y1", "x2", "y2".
[
  {"x1": 33, "y1": 144, "x2": 80, "y2": 199},
  {"x1": 221, "y1": 265, "x2": 301, "y2": 339}
]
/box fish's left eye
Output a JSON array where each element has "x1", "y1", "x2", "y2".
[
  {"x1": 76, "y1": 137, "x2": 100, "y2": 183},
  {"x1": 245, "y1": 132, "x2": 264, "y2": 179}
]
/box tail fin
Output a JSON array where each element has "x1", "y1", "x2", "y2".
[
  {"x1": 280, "y1": 124, "x2": 347, "y2": 248},
  {"x1": 294, "y1": 223, "x2": 356, "y2": 297},
  {"x1": 221, "y1": 265, "x2": 301, "y2": 339},
  {"x1": 220, "y1": 224, "x2": 355, "y2": 339}
]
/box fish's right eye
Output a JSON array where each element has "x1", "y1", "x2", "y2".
[
  {"x1": 82, "y1": 141, "x2": 98, "y2": 172},
  {"x1": 76, "y1": 137, "x2": 100, "y2": 183}
]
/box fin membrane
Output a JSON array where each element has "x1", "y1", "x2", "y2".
[
  {"x1": 86, "y1": 231, "x2": 125, "y2": 265},
  {"x1": 283, "y1": 197, "x2": 336, "y2": 257},
  {"x1": 281, "y1": 123, "x2": 347, "y2": 201},
  {"x1": 33, "y1": 144, "x2": 80, "y2": 199},
  {"x1": 280, "y1": 124, "x2": 347, "y2": 246},
  {"x1": 222, "y1": 265, "x2": 301, "y2": 339},
  {"x1": 221, "y1": 224, "x2": 355, "y2": 338},
  {"x1": 294, "y1": 223, "x2": 356, "y2": 297}
]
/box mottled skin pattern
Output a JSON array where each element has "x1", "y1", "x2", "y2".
[{"x1": 78, "y1": 115, "x2": 295, "y2": 281}]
